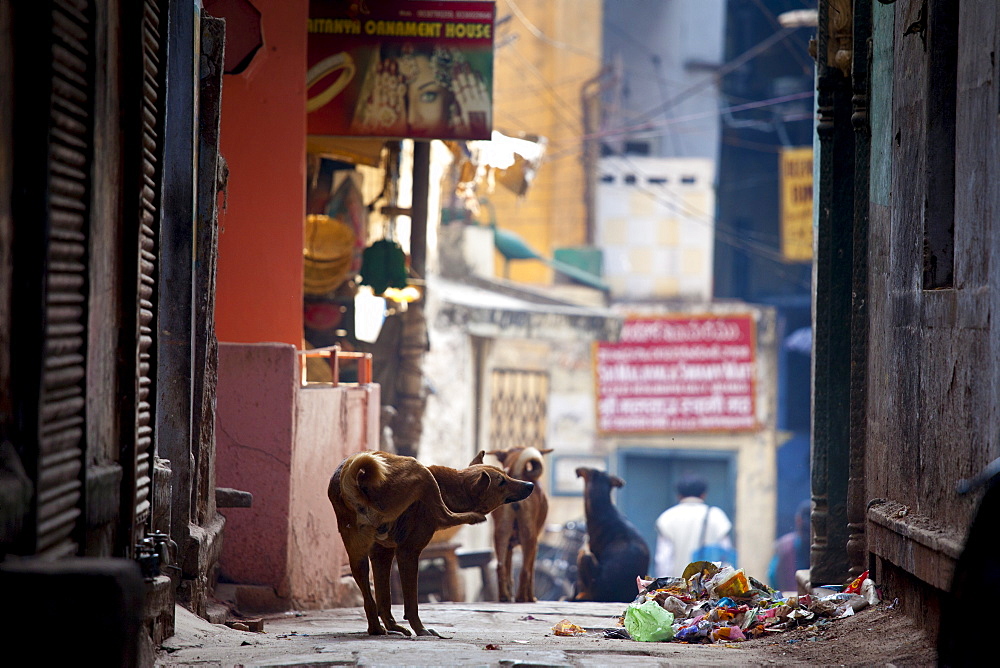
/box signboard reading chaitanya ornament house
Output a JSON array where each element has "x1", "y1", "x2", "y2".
[
  {"x1": 307, "y1": 0, "x2": 494, "y2": 140},
  {"x1": 595, "y1": 315, "x2": 758, "y2": 433}
]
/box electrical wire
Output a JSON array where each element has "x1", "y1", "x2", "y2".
[
  {"x1": 539, "y1": 89, "x2": 813, "y2": 163},
  {"x1": 471, "y1": 138, "x2": 811, "y2": 286},
  {"x1": 494, "y1": 2, "x2": 813, "y2": 146},
  {"x1": 611, "y1": 90, "x2": 813, "y2": 142},
  {"x1": 493, "y1": 4, "x2": 813, "y2": 160},
  {"x1": 602, "y1": 20, "x2": 700, "y2": 155},
  {"x1": 631, "y1": 27, "x2": 797, "y2": 126},
  {"x1": 497, "y1": 41, "x2": 586, "y2": 131},
  {"x1": 485, "y1": 4, "x2": 815, "y2": 279},
  {"x1": 503, "y1": 0, "x2": 598, "y2": 58},
  {"x1": 597, "y1": 154, "x2": 813, "y2": 289},
  {"x1": 748, "y1": 0, "x2": 816, "y2": 75}
]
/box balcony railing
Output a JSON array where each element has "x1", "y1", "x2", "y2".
[{"x1": 297, "y1": 344, "x2": 373, "y2": 387}]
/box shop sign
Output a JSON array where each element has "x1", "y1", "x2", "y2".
[
  {"x1": 307, "y1": 0, "x2": 495, "y2": 140},
  {"x1": 594, "y1": 315, "x2": 758, "y2": 433},
  {"x1": 780, "y1": 146, "x2": 814, "y2": 262}
]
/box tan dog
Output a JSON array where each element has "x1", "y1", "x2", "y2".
[
  {"x1": 338, "y1": 451, "x2": 484, "y2": 536},
  {"x1": 488, "y1": 446, "x2": 553, "y2": 602},
  {"x1": 329, "y1": 451, "x2": 535, "y2": 636}
]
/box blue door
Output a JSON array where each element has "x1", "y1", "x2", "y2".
[{"x1": 616, "y1": 448, "x2": 737, "y2": 576}]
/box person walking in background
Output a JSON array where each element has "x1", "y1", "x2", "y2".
[
  {"x1": 768, "y1": 499, "x2": 811, "y2": 592},
  {"x1": 654, "y1": 475, "x2": 734, "y2": 577}
]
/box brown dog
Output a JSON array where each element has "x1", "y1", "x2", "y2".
[
  {"x1": 338, "y1": 451, "x2": 485, "y2": 536},
  {"x1": 329, "y1": 451, "x2": 534, "y2": 636},
  {"x1": 573, "y1": 467, "x2": 650, "y2": 603},
  {"x1": 488, "y1": 446, "x2": 553, "y2": 602}
]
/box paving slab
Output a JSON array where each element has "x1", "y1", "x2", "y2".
[
  {"x1": 156, "y1": 599, "x2": 934, "y2": 667},
  {"x1": 158, "y1": 600, "x2": 743, "y2": 666}
]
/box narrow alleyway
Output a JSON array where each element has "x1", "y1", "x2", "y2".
[{"x1": 157, "y1": 599, "x2": 935, "y2": 666}]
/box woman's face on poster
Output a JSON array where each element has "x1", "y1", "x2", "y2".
[{"x1": 405, "y1": 54, "x2": 448, "y2": 135}]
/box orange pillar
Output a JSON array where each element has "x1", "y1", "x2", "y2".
[{"x1": 215, "y1": 0, "x2": 306, "y2": 347}]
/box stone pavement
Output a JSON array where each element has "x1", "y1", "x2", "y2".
[
  {"x1": 155, "y1": 598, "x2": 936, "y2": 667},
  {"x1": 157, "y1": 600, "x2": 736, "y2": 666}
]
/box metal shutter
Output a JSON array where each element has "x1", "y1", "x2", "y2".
[
  {"x1": 119, "y1": 0, "x2": 166, "y2": 554},
  {"x1": 7, "y1": 0, "x2": 96, "y2": 559},
  {"x1": 38, "y1": 0, "x2": 94, "y2": 559}
]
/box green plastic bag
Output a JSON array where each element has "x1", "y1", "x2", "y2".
[{"x1": 624, "y1": 598, "x2": 675, "y2": 642}]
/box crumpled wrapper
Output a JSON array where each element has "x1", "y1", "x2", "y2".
[
  {"x1": 659, "y1": 595, "x2": 692, "y2": 619},
  {"x1": 552, "y1": 619, "x2": 586, "y2": 636}
]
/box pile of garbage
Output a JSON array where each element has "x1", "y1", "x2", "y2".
[{"x1": 618, "y1": 562, "x2": 880, "y2": 643}]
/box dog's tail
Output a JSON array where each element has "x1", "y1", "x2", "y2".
[
  {"x1": 340, "y1": 452, "x2": 389, "y2": 512},
  {"x1": 422, "y1": 467, "x2": 487, "y2": 527},
  {"x1": 511, "y1": 447, "x2": 546, "y2": 482}
]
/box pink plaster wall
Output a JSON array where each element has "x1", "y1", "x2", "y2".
[
  {"x1": 215, "y1": 343, "x2": 297, "y2": 591},
  {"x1": 216, "y1": 342, "x2": 378, "y2": 608},
  {"x1": 288, "y1": 384, "x2": 380, "y2": 608}
]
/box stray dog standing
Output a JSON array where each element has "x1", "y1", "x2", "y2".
[
  {"x1": 488, "y1": 446, "x2": 553, "y2": 602},
  {"x1": 329, "y1": 451, "x2": 535, "y2": 636},
  {"x1": 573, "y1": 467, "x2": 650, "y2": 602},
  {"x1": 337, "y1": 451, "x2": 484, "y2": 535}
]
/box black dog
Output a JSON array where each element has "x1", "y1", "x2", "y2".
[{"x1": 573, "y1": 467, "x2": 650, "y2": 602}]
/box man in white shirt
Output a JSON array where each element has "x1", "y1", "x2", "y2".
[{"x1": 654, "y1": 475, "x2": 733, "y2": 577}]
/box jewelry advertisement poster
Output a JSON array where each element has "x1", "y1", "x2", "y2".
[{"x1": 307, "y1": 0, "x2": 495, "y2": 140}]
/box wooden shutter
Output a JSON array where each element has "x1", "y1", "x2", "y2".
[
  {"x1": 7, "y1": 0, "x2": 96, "y2": 558},
  {"x1": 119, "y1": 0, "x2": 167, "y2": 554}
]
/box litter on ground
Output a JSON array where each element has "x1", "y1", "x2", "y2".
[{"x1": 613, "y1": 562, "x2": 880, "y2": 643}]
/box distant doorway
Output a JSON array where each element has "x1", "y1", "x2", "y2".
[{"x1": 616, "y1": 448, "x2": 737, "y2": 571}]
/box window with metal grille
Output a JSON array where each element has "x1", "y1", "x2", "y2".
[{"x1": 488, "y1": 369, "x2": 549, "y2": 452}]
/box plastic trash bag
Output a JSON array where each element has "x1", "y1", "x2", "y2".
[{"x1": 624, "y1": 599, "x2": 675, "y2": 642}]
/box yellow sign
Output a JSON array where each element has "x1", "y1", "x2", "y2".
[{"x1": 780, "y1": 147, "x2": 814, "y2": 262}]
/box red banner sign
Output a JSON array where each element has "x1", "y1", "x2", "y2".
[
  {"x1": 307, "y1": 0, "x2": 495, "y2": 140},
  {"x1": 595, "y1": 315, "x2": 758, "y2": 433}
]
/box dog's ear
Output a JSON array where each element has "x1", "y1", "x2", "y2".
[
  {"x1": 485, "y1": 449, "x2": 506, "y2": 463},
  {"x1": 610, "y1": 475, "x2": 625, "y2": 488},
  {"x1": 575, "y1": 467, "x2": 587, "y2": 479},
  {"x1": 469, "y1": 450, "x2": 486, "y2": 466},
  {"x1": 539, "y1": 448, "x2": 554, "y2": 455},
  {"x1": 470, "y1": 470, "x2": 491, "y2": 496}
]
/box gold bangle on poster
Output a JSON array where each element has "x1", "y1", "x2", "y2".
[{"x1": 306, "y1": 52, "x2": 355, "y2": 113}]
